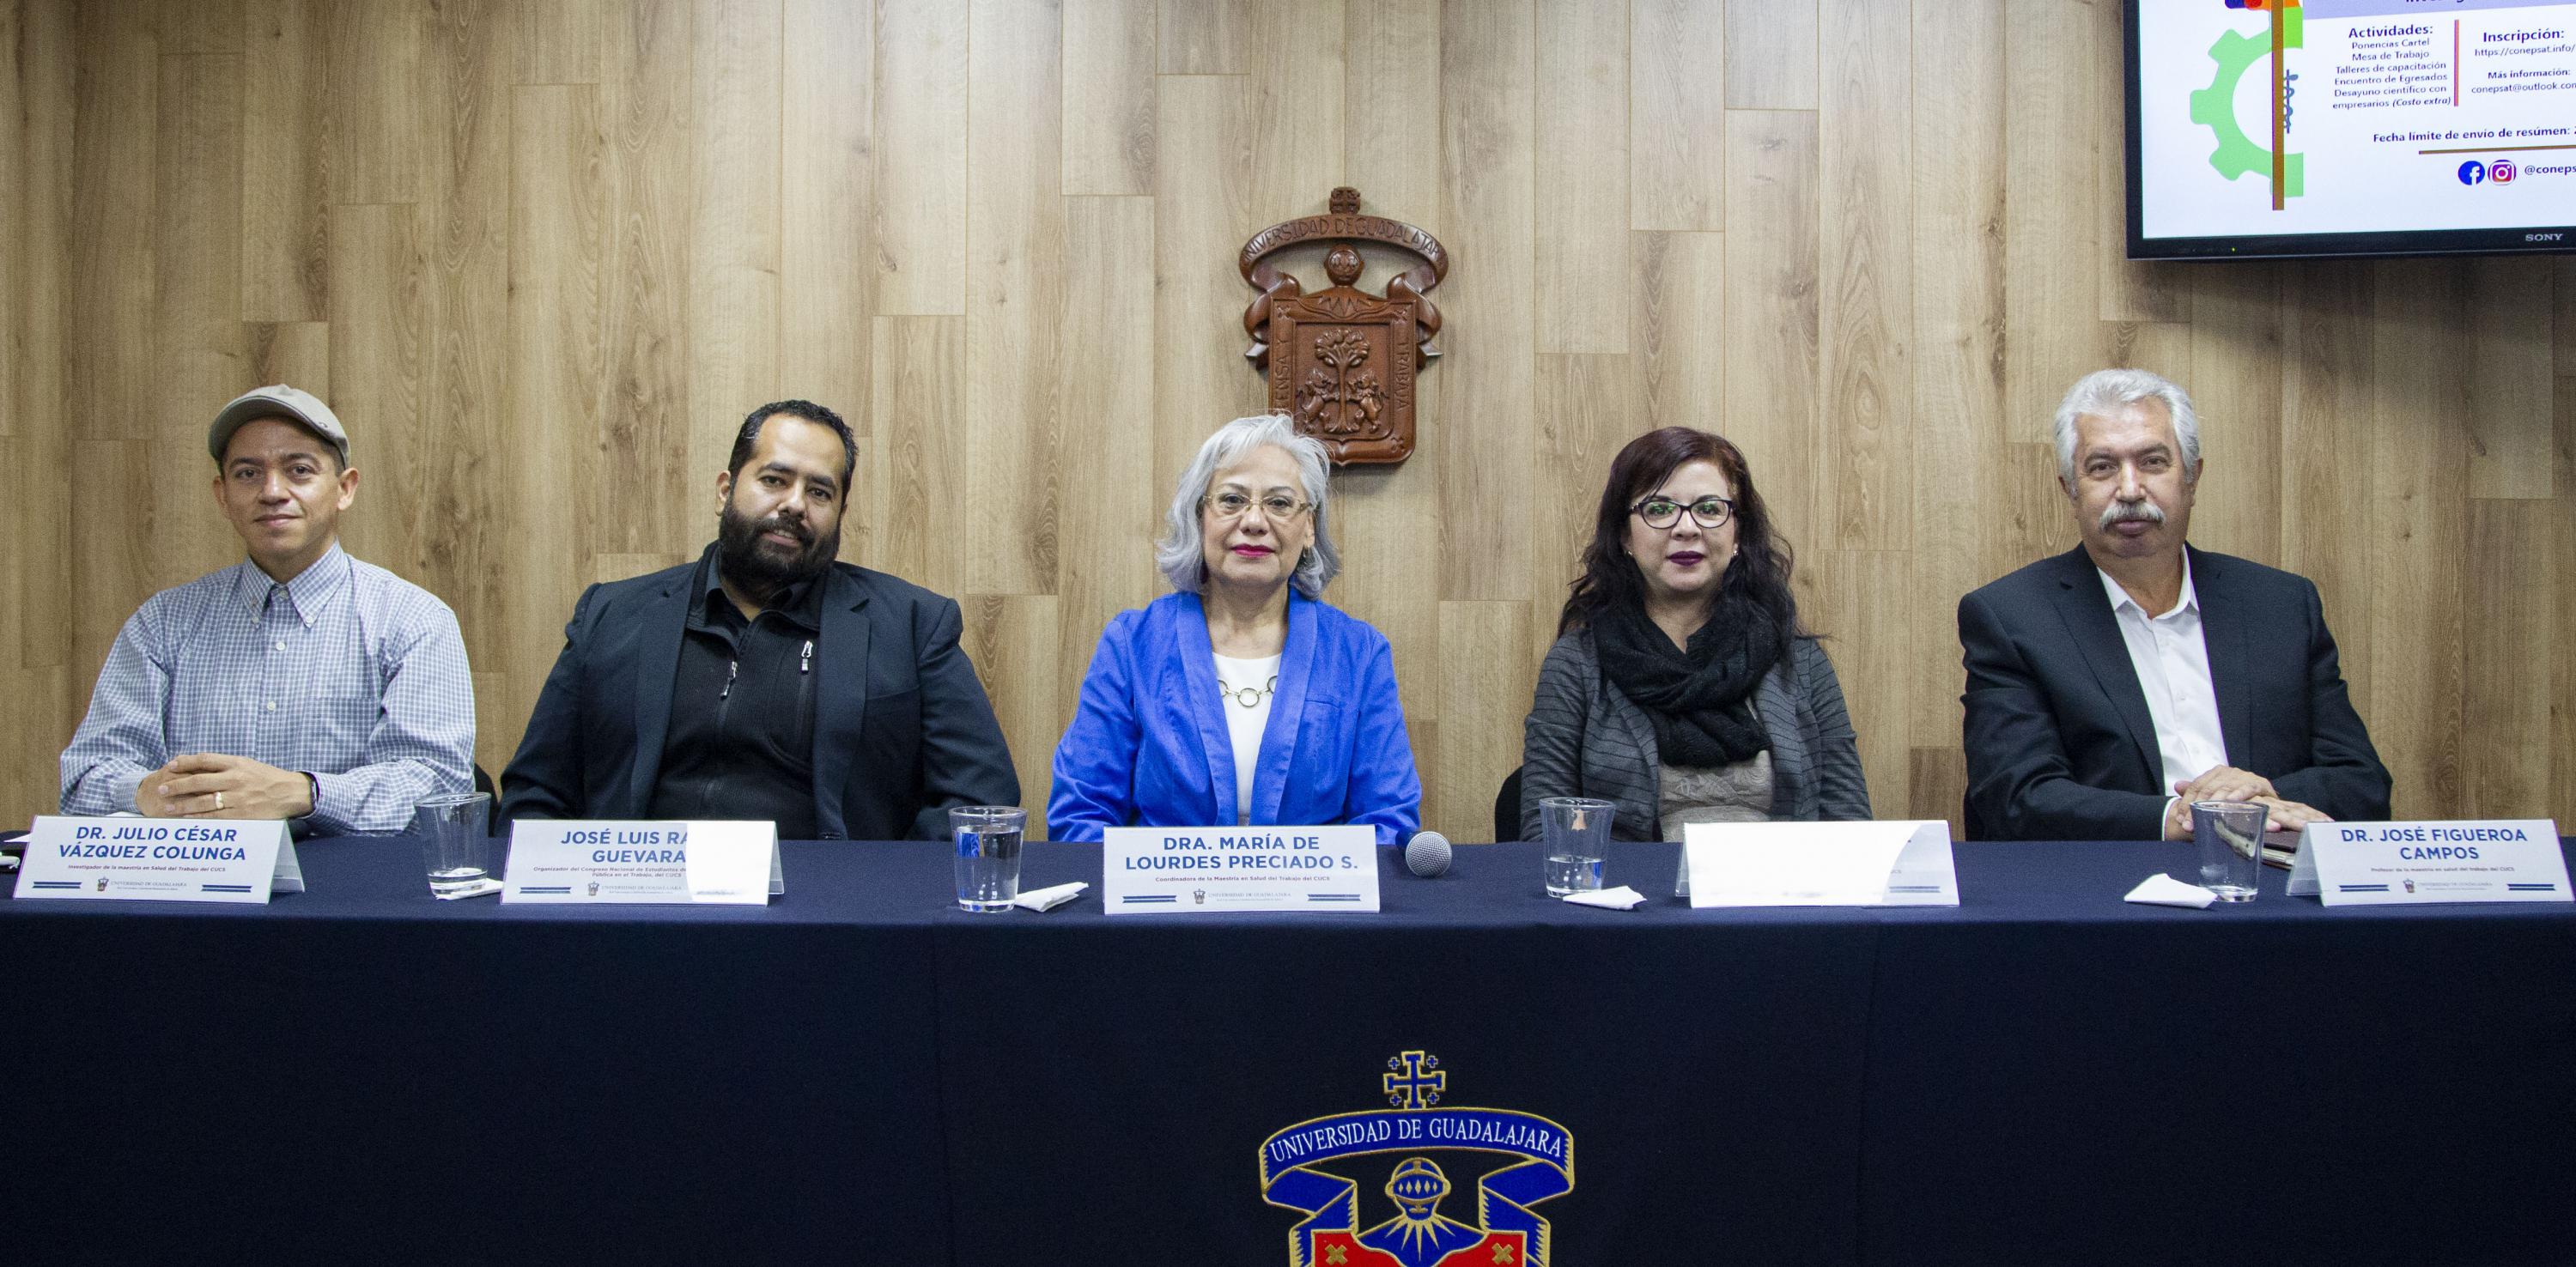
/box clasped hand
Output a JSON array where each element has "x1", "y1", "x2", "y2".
[
  {"x1": 136, "y1": 754, "x2": 313, "y2": 820},
  {"x1": 2160, "y1": 765, "x2": 2331, "y2": 840}
]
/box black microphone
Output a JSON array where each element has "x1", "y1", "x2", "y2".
[{"x1": 1402, "y1": 830, "x2": 1453, "y2": 878}]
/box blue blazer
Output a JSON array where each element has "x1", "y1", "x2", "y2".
[{"x1": 1048, "y1": 591, "x2": 1422, "y2": 844}]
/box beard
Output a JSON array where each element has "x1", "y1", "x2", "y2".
[{"x1": 717, "y1": 497, "x2": 840, "y2": 601}]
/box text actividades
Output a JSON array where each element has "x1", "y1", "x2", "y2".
[
  {"x1": 59, "y1": 823, "x2": 250, "y2": 860},
  {"x1": 1263, "y1": 1111, "x2": 1570, "y2": 1167}
]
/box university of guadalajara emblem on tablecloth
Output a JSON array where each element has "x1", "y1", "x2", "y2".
[
  {"x1": 1260, "y1": 1051, "x2": 1574, "y2": 1267},
  {"x1": 1240, "y1": 188, "x2": 1447, "y2": 466}
]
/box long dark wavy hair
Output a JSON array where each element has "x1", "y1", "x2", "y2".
[{"x1": 1557, "y1": 427, "x2": 1803, "y2": 646}]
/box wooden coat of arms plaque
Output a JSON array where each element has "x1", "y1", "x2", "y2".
[{"x1": 1240, "y1": 187, "x2": 1447, "y2": 465}]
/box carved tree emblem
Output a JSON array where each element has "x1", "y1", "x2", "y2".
[{"x1": 1240, "y1": 187, "x2": 1447, "y2": 465}]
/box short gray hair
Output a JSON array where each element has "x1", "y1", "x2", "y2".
[
  {"x1": 2052, "y1": 368, "x2": 2202, "y2": 487},
  {"x1": 1156, "y1": 414, "x2": 1340, "y2": 597}
]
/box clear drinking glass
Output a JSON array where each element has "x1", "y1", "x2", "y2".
[
  {"x1": 1540, "y1": 797, "x2": 1614, "y2": 897},
  {"x1": 2192, "y1": 799, "x2": 2265, "y2": 902},
  {"x1": 413, "y1": 791, "x2": 493, "y2": 896},
  {"x1": 951, "y1": 806, "x2": 1026, "y2": 912}
]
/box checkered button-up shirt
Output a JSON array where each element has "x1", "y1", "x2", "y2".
[{"x1": 59, "y1": 545, "x2": 476, "y2": 834}]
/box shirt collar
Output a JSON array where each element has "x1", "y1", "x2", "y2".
[
  {"x1": 2096, "y1": 553, "x2": 2197, "y2": 621},
  {"x1": 232, "y1": 543, "x2": 351, "y2": 621}
]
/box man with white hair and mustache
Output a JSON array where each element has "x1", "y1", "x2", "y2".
[{"x1": 1957, "y1": 368, "x2": 2390, "y2": 841}]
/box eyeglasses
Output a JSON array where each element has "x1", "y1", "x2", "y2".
[
  {"x1": 1204, "y1": 491, "x2": 1313, "y2": 520},
  {"x1": 1630, "y1": 495, "x2": 1734, "y2": 530}
]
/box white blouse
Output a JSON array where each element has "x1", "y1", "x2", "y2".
[{"x1": 1212, "y1": 652, "x2": 1282, "y2": 825}]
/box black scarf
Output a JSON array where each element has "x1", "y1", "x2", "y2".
[{"x1": 1592, "y1": 596, "x2": 1780, "y2": 767}]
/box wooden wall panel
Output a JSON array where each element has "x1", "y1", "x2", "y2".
[
  {"x1": 1905, "y1": 0, "x2": 2002, "y2": 755},
  {"x1": 1151, "y1": 72, "x2": 1254, "y2": 494},
  {"x1": 1631, "y1": 229, "x2": 1723, "y2": 434},
  {"x1": 151, "y1": 52, "x2": 246, "y2": 591},
  {"x1": 1054, "y1": 197, "x2": 1163, "y2": 735},
  {"x1": 1533, "y1": 0, "x2": 1626, "y2": 354},
  {"x1": 7, "y1": 0, "x2": 2573, "y2": 841},
  {"x1": 3, "y1": 0, "x2": 74, "y2": 806},
  {"x1": 2187, "y1": 264, "x2": 2284, "y2": 564},
  {"x1": 1158, "y1": 0, "x2": 1246, "y2": 76},
  {"x1": 873, "y1": 0, "x2": 967, "y2": 315},
  {"x1": 327, "y1": 0, "x2": 428, "y2": 204},
  {"x1": 598, "y1": 0, "x2": 693, "y2": 561},
  {"x1": 505, "y1": 83, "x2": 605, "y2": 774},
  {"x1": 1629, "y1": 0, "x2": 1721, "y2": 233},
  {"x1": 1726, "y1": 0, "x2": 1815, "y2": 110},
  {"x1": 241, "y1": 0, "x2": 326, "y2": 323},
  {"x1": 781, "y1": 0, "x2": 875, "y2": 416},
  {"x1": 1437, "y1": 0, "x2": 1535, "y2": 602},
  {"x1": 1722, "y1": 110, "x2": 1820, "y2": 553},
  {"x1": 963, "y1": 0, "x2": 1066, "y2": 597},
  {"x1": 2466, "y1": 258, "x2": 2555, "y2": 500},
  {"x1": 2369, "y1": 260, "x2": 2472, "y2": 816},
  {"x1": 1062, "y1": 0, "x2": 1155, "y2": 197},
  {"x1": 1815, "y1": 0, "x2": 1910, "y2": 554}
]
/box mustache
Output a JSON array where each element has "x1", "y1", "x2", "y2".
[
  {"x1": 2099, "y1": 498, "x2": 2166, "y2": 530},
  {"x1": 750, "y1": 512, "x2": 811, "y2": 543}
]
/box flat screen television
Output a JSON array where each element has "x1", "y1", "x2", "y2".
[{"x1": 2128, "y1": 0, "x2": 2576, "y2": 260}]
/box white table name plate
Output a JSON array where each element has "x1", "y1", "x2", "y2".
[
  {"x1": 501, "y1": 821, "x2": 783, "y2": 906},
  {"x1": 1102, "y1": 825, "x2": 1380, "y2": 914},
  {"x1": 15, "y1": 816, "x2": 300, "y2": 904},
  {"x1": 1682, "y1": 820, "x2": 1960, "y2": 908},
  {"x1": 2287, "y1": 820, "x2": 2568, "y2": 906}
]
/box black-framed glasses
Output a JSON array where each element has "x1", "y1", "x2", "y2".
[
  {"x1": 1630, "y1": 494, "x2": 1734, "y2": 530},
  {"x1": 1204, "y1": 490, "x2": 1313, "y2": 520}
]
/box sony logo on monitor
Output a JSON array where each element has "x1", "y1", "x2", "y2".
[{"x1": 2530, "y1": 233, "x2": 2567, "y2": 244}]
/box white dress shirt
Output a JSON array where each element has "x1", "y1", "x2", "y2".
[{"x1": 2097, "y1": 560, "x2": 2228, "y2": 815}]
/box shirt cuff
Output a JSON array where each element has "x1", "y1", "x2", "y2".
[
  {"x1": 301, "y1": 770, "x2": 339, "y2": 834},
  {"x1": 107, "y1": 769, "x2": 146, "y2": 815}
]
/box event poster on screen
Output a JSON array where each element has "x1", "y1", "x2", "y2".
[{"x1": 2137, "y1": 0, "x2": 2575, "y2": 240}]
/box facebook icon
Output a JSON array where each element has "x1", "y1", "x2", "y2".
[{"x1": 2458, "y1": 160, "x2": 2487, "y2": 185}]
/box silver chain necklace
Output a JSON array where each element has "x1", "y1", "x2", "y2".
[{"x1": 1216, "y1": 673, "x2": 1277, "y2": 709}]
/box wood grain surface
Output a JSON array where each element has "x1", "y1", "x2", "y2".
[{"x1": 4, "y1": 0, "x2": 2569, "y2": 840}]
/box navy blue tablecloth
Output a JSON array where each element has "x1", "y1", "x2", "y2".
[{"x1": 5, "y1": 836, "x2": 2570, "y2": 1265}]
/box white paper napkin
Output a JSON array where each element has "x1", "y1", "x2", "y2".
[
  {"x1": 433, "y1": 877, "x2": 504, "y2": 901},
  {"x1": 2124, "y1": 873, "x2": 2217, "y2": 909},
  {"x1": 1012, "y1": 881, "x2": 1089, "y2": 912},
  {"x1": 1561, "y1": 885, "x2": 1647, "y2": 911}
]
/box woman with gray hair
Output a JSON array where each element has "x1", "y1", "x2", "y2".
[{"x1": 1048, "y1": 414, "x2": 1421, "y2": 842}]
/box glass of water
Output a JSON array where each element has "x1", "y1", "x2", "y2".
[
  {"x1": 1540, "y1": 797, "x2": 1613, "y2": 897},
  {"x1": 2192, "y1": 799, "x2": 2266, "y2": 902},
  {"x1": 412, "y1": 791, "x2": 492, "y2": 896},
  {"x1": 951, "y1": 806, "x2": 1026, "y2": 912}
]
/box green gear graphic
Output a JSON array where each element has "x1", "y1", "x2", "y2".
[{"x1": 2188, "y1": 19, "x2": 2305, "y2": 197}]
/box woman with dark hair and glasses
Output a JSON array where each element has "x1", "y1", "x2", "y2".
[
  {"x1": 1048, "y1": 414, "x2": 1421, "y2": 843},
  {"x1": 1517, "y1": 427, "x2": 1868, "y2": 840}
]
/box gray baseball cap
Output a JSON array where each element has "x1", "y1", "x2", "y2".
[{"x1": 208, "y1": 384, "x2": 349, "y2": 467}]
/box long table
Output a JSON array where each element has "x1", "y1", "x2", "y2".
[{"x1": 7, "y1": 837, "x2": 2571, "y2": 1264}]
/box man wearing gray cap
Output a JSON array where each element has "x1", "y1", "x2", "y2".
[{"x1": 58, "y1": 385, "x2": 476, "y2": 834}]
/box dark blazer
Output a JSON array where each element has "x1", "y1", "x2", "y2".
[
  {"x1": 1519, "y1": 629, "x2": 1871, "y2": 842},
  {"x1": 1958, "y1": 544, "x2": 2390, "y2": 841},
  {"x1": 499, "y1": 555, "x2": 1019, "y2": 840}
]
